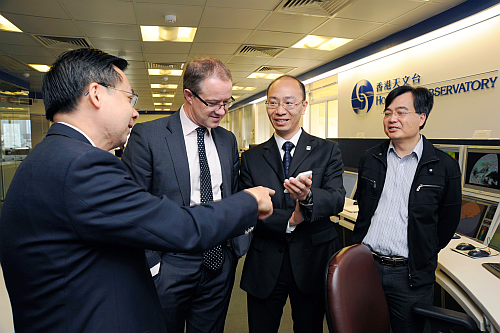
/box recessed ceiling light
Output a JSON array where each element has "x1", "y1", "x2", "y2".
[
  {"x1": 0, "y1": 14, "x2": 22, "y2": 33},
  {"x1": 151, "y1": 84, "x2": 178, "y2": 89},
  {"x1": 155, "y1": 108, "x2": 171, "y2": 111},
  {"x1": 154, "y1": 103, "x2": 173, "y2": 106},
  {"x1": 140, "y1": 26, "x2": 197, "y2": 42},
  {"x1": 292, "y1": 35, "x2": 352, "y2": 51},
  {"x1": 148, "y1": 69, "x2": 183, "y2": 76},
  {"x1": 28, "y1": 64, "x2": 50, "y2": 72},
  {"x1": 232, "y1": 86, "x2": 257, "y2": 91},
  {"x1": 152, "y1": 93, "x2": 175, "y2": 98},
  {"x1": 247, "y1": 73, "x2": 283, "y2": 80}
]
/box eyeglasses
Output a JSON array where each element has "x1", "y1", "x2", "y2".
[
  {"x1": 382, "y1": 110, "x2": 417, "y2": 118},
  {"x1": 85, "y1": 83, "x2": 139, "y2": 107},
  {"x1": 265, "y1": 100, "x2": 304, "y2": 111},
  {"x1": 190, "y1": 90, "x2": 234, "y2": 112}
]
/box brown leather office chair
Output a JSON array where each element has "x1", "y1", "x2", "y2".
[
  {"x1": 325, "y1": 244, "x2": 480, "y2": 333},
  {"x1": 325, "y1": 244, "x2": 390, "y2": 333}
]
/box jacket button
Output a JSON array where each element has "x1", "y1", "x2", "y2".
[{"x1": 279, "y1": 248, "x2": 284, "y2": 253}]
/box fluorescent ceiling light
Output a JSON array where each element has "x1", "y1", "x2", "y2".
[
  {"x1": 232, "y1": 95, "x2": 241, "y2": 99},
  {"x1": 148, "y1": 69, "x2": 183, "y2": 76},
  {"x1": 292, "y1": 35, "x2": 351, "y2": 51},
  {"x1": 303, "y1": 3, "x2": 500, "y2": 85},
  {"x1": 0, "y1": 14, "x2": 22, "y2": 32},
  {"x1": 154, "y1": 102, "x2": 172, "y2": 106},
  {"x1": 152, "y1": 93, "x2": 175, "y2": 98},
  {"x1": 141, "y1": 26, "x2": 197, "y2": 42},
  {"x1": 247, "y1": 73, "x2": 283, "y2": 80},
  {"x1": 29, "y1": 64, "x2": 50, "y2": 72},
  {"x1": 232, "y1": 86, "x2": 257, "y2": 91},
  {"x1": 151, "y1": 84, "x2": 178, "y2": 89},
  {"x1": 155, "y1": 108, "x2": 171, "y2": 111}
]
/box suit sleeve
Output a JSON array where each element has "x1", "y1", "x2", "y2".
[
  {"x1": 64, "y1": 147, "x2": 258, "y2": 253},
  {"x1": 121, "y1": 124, "x2": 153, "y2": 191},
  {"x1": 230, "y1": 134, "x2": 239, "y2": 195},
  {"x1": 239, "y1": 151, "x2": 292, "y2": 237},
  {"x1": 437, "y1": 158, "x2": 462, "y2": 249},
  {"x1": 309, "y1": 142, "x2": 346, "y2": 221}
]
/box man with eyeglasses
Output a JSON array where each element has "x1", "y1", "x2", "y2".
[
  {"x1": 122, "y1": 56, "x2": 246, "y2": 333},
  {"x1": 238, "y1": 75, "x2": 346, "y2": 333},
  {"x1": 353, "y1": 85, "x2": 462, "y2": 333},
  {"x1": 0, "y1": 48, "x2": 275, "y2": 332}
]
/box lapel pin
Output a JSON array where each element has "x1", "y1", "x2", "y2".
[{"x1": 306, "y1": 146, "x2": 311, "y2": 151}]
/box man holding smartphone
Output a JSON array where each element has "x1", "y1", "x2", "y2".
[{"x1": 238, "y1": 75, "x2": 346, "y2": 333}]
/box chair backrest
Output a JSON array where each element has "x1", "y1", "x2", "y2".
[{"x1": 325, "y1": 244, "x2": 390, "y2": 333}]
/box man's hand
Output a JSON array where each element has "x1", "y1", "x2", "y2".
[
  {"x1": 284, "y1": 174, "x2": 312, "y2": 201},
  {"x1": 244, "y1": 186, "x2": 275, "y2": 220},
  {"x1": 289, "y1": 200, "x2": 304, "y2": 227}
]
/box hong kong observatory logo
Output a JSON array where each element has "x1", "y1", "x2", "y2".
[{"x1": 351, "y1": 80, "x2": 374, "y2": 116}]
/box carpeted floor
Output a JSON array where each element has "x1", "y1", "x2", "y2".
[{"x1": 225, "y1": 255, "x2": 329, "y2": 332}]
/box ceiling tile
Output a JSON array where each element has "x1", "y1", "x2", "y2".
[
  {"x1": 143, "y1": 42, "x2": 193, "y2": 54},
  {"x1": 312, "y1": 18, "x2": 383, "y2": 39},
  {"x1": 135, "y1": 0, "x2": 206, "y2": 5},
  {"x1": 189, "y1": 42, "x2": 241, "y2": 55},
  {"x1": 336, "y1": 0, "x2": 423, "y2": 23},
  {"x1": 193, "y1": 28, "x2": 253, "y2": 43},
  {"x1": 0, "y1": 0, "x2": 70, "y2": 19},
  {"x1": 186, "y1": 54, "x2": 231, "y2": 63},
  {"x1": 90, "y1": 39, "x2": 143, "y2": 53},
  {"x1": 357, "y1": 24, "x2": 404, "y2": 42},
  {"x1": 200, "y1": 7, "x2": 268, "y2": 29},
  {"x1": 258, "y1": 12, "x2": 328, "y2": 34},
  {"x1": 63, "y1": 0, "x2": 137, "y2": 24},
  {"x1": 119, "y1": 52, "x2": 145, "y2": 61},
  {"x1": 225, "y1": 64, "x2": 261, "y2": 72},
  {"x1": 206, "y1": 0, "x2": 280, "y2": 10},
  {"x1": 264, "y1": 57, "x2": 311, "y2": 67},
  {"x1": 2, "y1": 13, "x2": 83, "y2": 36},
  {"x1": 14, "y1": 55, "x2": 58, "y2": 65},
  {"x1": 277, "y1": 48, "x2": 329, "y2": 60},
  {"x1": 77, "y1": 22, "x2": 140, "y2": 40},
  {"x1": 135, "y1": 4, "x2": 204, "y2": 26},
  {"x1": 0, "y1": 31, "x2": 43, "y2": 47},
  {"x1": 246, "y1": 30, "x2": 304, "y2": 48},
  {"x1": 227, "y1": 55, "x2": 270, "y2": 66},
  {"x1": 0, "y1": 44, "x2": 56, "y2": 58},
  {"x1": 390, "y1": 2, "x2": 453, "y2": 27},
  {"x1": 145, "y1": 53, "x2": 189, "y2": 63}
]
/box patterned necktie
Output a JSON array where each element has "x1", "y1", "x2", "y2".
[
  {"x1": 196, "y1": 127, "x2": 223, "y2": 271},
  {"x1": 282, "y1": 141, "x2": 294, "y2": 179}
]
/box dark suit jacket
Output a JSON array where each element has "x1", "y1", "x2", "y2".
[
  {"x1": 239, "y1": 131, "x2": 345, "y2": 298},
  {"x1": 122, "y1": 110, "x2": 251, "y2": 267},
  {"x1": 0, "y1": 123, "x2": 257, "y2": 332}
]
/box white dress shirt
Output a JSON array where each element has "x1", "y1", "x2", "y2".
[{"x1": 180, "y1": 106, "x2": 223, "y2": 206}]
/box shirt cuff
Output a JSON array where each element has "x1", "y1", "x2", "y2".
[{"x1": 286, "y1": 220, "x2": 297, "y2": 233}]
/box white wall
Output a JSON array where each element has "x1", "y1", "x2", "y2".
[{"x1": 338, "y1": 12, "x2": 500, "y2": 139}]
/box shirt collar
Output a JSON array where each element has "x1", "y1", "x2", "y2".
[
  {"x1": 388, "y1": 134, "x2": 423, "y2": 161},
  {"x1": 56, "y1": 122, "x2": 96, "y2": 147},
  {"x1": 180, "y1": 105, "x2": 212, "y2": 138},
  {"x1": 274, "y1": 128, "x2": 302, "y2": 151}
]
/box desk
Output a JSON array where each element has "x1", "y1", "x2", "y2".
[{"x1": 332, "y1": 204, "x2": 500, "y2": 333}]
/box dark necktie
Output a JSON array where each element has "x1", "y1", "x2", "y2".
[
  {"x1": 282, "y1": 141, "x2": 294, "y2": 178},
  {"x1": 197, "y1": 127, "x2": 223, "y2": 271}
]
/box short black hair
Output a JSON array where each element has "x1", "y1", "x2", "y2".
[
  {"x1": 266, "y1": 75, "x2": 306, "y2": 101},
  {"x1": 385, "y1": 85, "x2": 433, "y2": 129},
  {"x1": 42, "y1": 48, "x2": 128, "y2": 121}
]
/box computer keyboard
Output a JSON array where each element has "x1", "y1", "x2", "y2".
[{"x1": 482, "y1": 263, "x2": 500, "y2": 279}]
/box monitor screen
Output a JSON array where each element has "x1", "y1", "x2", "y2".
[
  {"x1": 489, "y1": 222, "x2": 500, "y2": 252},
  {"x1": 456, "y1": 196, "x2": 498, "y2": 242},
  {"x1": 463, "y1": 146, "x2": 500, "y2": 198},
  {"x1": 342, "y1": 171, "x2": 358, "y2": 199},
  {"x1": 433, "y1": 144, "x2": 461, "y2": 166}
]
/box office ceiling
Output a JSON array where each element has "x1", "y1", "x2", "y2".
[{"x1": 0, "y1": 0, "x2": 466, "y2": 112}]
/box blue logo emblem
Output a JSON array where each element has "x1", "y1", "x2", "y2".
[{"x1": 351, "y1": 80, "x2": 374, "y2": 116}]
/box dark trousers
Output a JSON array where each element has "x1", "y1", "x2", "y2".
[
  {"x1": 374, "y1": 260, "x2": 434, "y2": 333},
  {"x1": 154, "y1": 245, "x2": 237, "y2": 333},
  {"x1": 247, "y1": 246, "x2": 325, "y2": 333}
]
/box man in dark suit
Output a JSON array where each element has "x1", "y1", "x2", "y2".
[
  {"x1": 239, "y1": 75, "x2": 346, "y2": 333},
  {"x1": 0, "y1": 48, "x2": 274, "y2": 333},
  {"x1": 122, "y1": 57, "x2": 247, "y2": 333}
]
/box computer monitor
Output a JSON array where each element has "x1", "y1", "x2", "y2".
[
  {"x1": 456, "y1": 195, "x2": 498, "y2": 242},
  {"x1": 433, "y1": 144, "x2": 463, "y2": 171},
  {"x1": 463, "y1": 146, "x2": 500, "y2": 199},
  {"x1": 342, "y1": 171, "x2": 358, "y2": 199}
]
